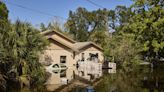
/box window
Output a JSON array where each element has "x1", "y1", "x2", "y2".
[
  {"x1": 60, "y1": 56, "x2": 66, "y2": 63},
  {"x1": 60, "y1": 70, "x2": 66, "y2": 77},
  {"x1": 89, "y1": 53, "x2": 99, "y2": 61}
]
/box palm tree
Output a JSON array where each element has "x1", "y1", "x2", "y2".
[{"x1": 0, "y1": 20, "x2": 49, "y2": 89}]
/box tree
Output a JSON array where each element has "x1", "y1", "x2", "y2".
[
  {"x1": 108, "y1": 33, "x2": 142, "y2": 67},
  {"x1": 0, "y1": 2, "x2": 49, "y2": 90},
  {"x1": 66, "y1": 7, "x2": 109, "y2": 42},
  {"x1": 13, "y1": 20, "x2": 48, "y2": 84},
  {"x1": 108, "y1": 10, "x2": 116, "y2": 29},
  {"x1": 40, "y1": 23, "x2": 47, "y2": 32},
  {"x1": 0, "y1": 1, "x2": 9, "y2": 91},
  {"x1": 123, "y1": 0, "x2": 164, "y2": 60},
  {"x1": 89, "y1": 30, "x2": 109, "y2": 48},
  {"x1": 47, "y1": 20, "x2": 64, "y2": 32},
  {"x1": 115, "y1": 6, "x2": 130, "y2": 26},
  {"x1": 0, "y1": 20, "x2": 49, "y2": 90},
  {"x1": 66, "y1": 7, "x2": 89, "y2": 41},
  {"x1": 0, "y1": 1, "x2": 8, "y2": 20}
]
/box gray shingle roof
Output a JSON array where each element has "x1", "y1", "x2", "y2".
[{"x1": 73, "y1": 42, "x2": 103, "y2": 51}]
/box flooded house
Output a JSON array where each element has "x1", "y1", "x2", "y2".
[{"x1": 39, "y1": 30, "x2": 104, "y2": 85}]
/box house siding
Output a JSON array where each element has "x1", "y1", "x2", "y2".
[
  {"x1": 75, "y1": 45, "x2": 104, "y2": 63},
  {"x1": 40, "y1": 39, "x2": 75, "y2": 67}
]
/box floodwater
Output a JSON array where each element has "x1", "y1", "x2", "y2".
[{"x1": 8, "y1": 63, "x2": 164, "y2": 92}]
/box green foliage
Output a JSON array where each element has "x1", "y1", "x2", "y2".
[
  {"x1": 13, "y1": 20, "x2": 48, "y2": 84},
  {"x1": 0, "y1": 1, "x2": 8, "y2": 20},
  {"x1": 65, "y1": 0, "x2": 164, "y2": 67},
  {"x1": 123, "y1": 0, "x2": 164, "y2": 60},
  {"x1": 40, "y1": 23, "x2": 47, "y2": 32},
  {"x1": 89, "y1": 30, "x2": 109, "y2": 48},
  {"x1": 108, "y1": 33, "x2": 142, "y2": 67},
  {"x1": 47, "y1": 21, "x2": 63, "y2": 32},
  {"x1": 65, "y1": 7, "x2": 109, "y2": 42},
  {"x1": 108, "y1": 10, "x2": 116, "y2": 29},
  {"x1": 65, "y1": 7, "x2": 90, "y2": 41},
  {"x1": 0, "y1": 19, "x2": 48, "y2": 88}
]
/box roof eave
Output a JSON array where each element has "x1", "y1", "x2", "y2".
[{"x1": 78, "y1": 42, "x2": 103, "y2": 51}]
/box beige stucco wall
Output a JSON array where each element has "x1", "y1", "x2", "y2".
[
  {"x1": 75, "y1": 45, "x2": 104, "y2": 63},
  {"x1": 40, "y1": 39, "x2": 76, "y2": 67},
  {"x1": 43, "y1": 49, "x2": 75, "y2": 67},
  {"x1": 46, "y1": 72, "x2": 61, "y2": 84}
]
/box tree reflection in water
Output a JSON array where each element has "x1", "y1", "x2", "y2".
[
  {"x1": 7, "y1": 64, "x2": 164, "y2": 92},
  {"x1": 95, "y1": 65, "x2": 164, "y2": 92}
]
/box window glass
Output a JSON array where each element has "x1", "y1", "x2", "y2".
[{"x1": 60, "y1": 56, "x2": 66, "y2": 63}]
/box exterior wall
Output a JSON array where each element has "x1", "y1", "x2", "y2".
[
  {"x1": 42, "y1": 49, "x2": 75, "y2": 67},
  {"x1": 46, "y1": 72, "x2": 61, "y2": 84},
  {"x1": 40, "y1": 39, "x2": 75, "y2": 67},
  {"x1": 75, "y1": 45, "x2": 104, "y2": 63}
]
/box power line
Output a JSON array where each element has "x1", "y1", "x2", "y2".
[
  {"x1": 85, "y1": 0, "x2": 105, "y2": 9},
  {"x1": 4, "y1": 1, "x2": 67, "y2": 20}
]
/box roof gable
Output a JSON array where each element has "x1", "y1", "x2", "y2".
[
  {"x1": 41, "y1": 30, "x2": 76, "y2": 44},
  {"x1": 47, "y1": 38, "x2": 78, "y2": 52}
]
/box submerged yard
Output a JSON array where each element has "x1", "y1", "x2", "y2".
[{"x1": 6, "y1": 63, "x2": 164, "y2": 92}]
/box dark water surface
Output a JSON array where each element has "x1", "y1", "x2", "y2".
[
  {"x1": 94, "y1": 66, "x2": 164, "y2": 92},
  {"x1": 8, "y1": 64, "x2": 164, "y2": 92}
]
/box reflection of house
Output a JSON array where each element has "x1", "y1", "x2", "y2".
[
  {"x1": 45, "y1": 67, "x2": 75, "y2": 91},
  {"x1": 77, "y1": 62, "x2": 102, "y2": 81},
  {"x1": 45, "y1": 66, "x2": 102, "y2": 92},
  {"x1": 39, "y1": 30, "x2": 104, "y2": 67},
  {"x1": 39, "y1": 30, "x2": 104, "y2": 85}
]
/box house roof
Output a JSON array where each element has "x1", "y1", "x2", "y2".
[
  {"x1": 41, "y1": 30, "x2": 76, "y2": 43},
  {"x1": 42, "y1": 30, "x2": 103, "y2": 52},
  {"x1": 48, "y1": 37, "x2": 79, "y2": 52},
  {"x1": 73, "y1": 42, "x2": 103, "y2": 51}
]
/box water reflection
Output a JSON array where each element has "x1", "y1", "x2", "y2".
[
  {"x1": 45, "y1": 62, "x2": 105, "y2": 91},
  {"x1": 95, "y1": 65, "x2": 164, "y2": 92},
  {"x1": 76, "y1": 62, "x2": 102, "y2": 81},
  {"x1": 45, "y1": 67, "x2": 75, "y2": 91},
  {"x1": 8, "y1": 63, "x2": 164, "y2": 92}
]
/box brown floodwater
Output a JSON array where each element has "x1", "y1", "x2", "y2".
[{"x1": 7, "y1": 64, "x2": 164, "y2": 92}]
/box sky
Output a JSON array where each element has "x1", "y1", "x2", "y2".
[{"x1": 4, "y1": 0, "x2": 133, "y2": 27}]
